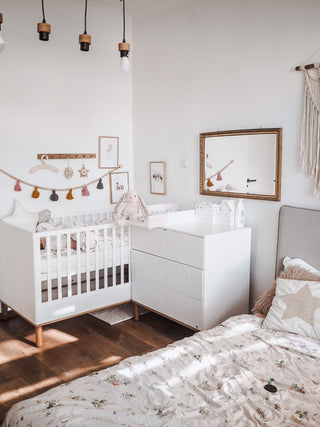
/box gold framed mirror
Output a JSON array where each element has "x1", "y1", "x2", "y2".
[{"x1": 200, "y1": 128, "x2": 282, "y2": 201}]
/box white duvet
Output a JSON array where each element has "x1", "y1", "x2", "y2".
[{"x1": 3, "y1": 315, "x2": 320, "y2": 426}]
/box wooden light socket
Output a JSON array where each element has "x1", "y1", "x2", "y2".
[
  {"x1": 37, "y1": 22, "x2": 51, "y2": 34},
  {"x1": 118, "y1": 42, "x2": 130, "y2": 52},
  {"x1": 79, "y1": 33, "x2": 91, "y2": 44}
]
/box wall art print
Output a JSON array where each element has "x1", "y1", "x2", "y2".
[
  {"x1": 109, "y1": 171, "x2": 129, "y2": 204},
  {"x1": 149, "y1": 161, "x2": 167, "y2": 195},
  {"x1": 99, "y1": 136, "x2": 119, "y2": 169}
]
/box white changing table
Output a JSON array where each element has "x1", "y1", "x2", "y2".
[{"x1": 131, "y1": 222, "x2": 251, "y2": 330}]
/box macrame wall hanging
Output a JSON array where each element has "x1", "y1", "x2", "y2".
[{"x1": 296, "y1": 62, "x2": 320, "y2": 194}]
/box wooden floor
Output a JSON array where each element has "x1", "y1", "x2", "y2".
[{"x1": 0, "y1": 310, "x2": 194, "y2": 421}]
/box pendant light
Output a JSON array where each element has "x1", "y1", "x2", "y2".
[
  {"x1": 118, "y1": 0, "x2": 130, "y2": 74},
  {"x1": 37, "y1": 0, "x2": 51, "y2": 41},
  {"x1": 0, "y1": 13, "x2": 5, "y2": 52},
  {"x1": 79, "y1": 0, "x2": 91, "y2": 52}
]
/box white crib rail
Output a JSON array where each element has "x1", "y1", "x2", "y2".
[
  {"x1": 52, "y1": 209, "x2": 113, "y2": 226},
  {"x1": 34, "y1": 221, "x2": 130, "y2": 324}
]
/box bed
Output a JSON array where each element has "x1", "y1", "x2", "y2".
[{"x1": 2, "y1": 205, "x2": 320, "y2": 426}]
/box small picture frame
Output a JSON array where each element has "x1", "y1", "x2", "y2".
[
  {"x1": 98, "y1": 136, "x2": 119, "y2": 169},
  {"x1": 149, "y1": 161, "x2": 167, "y2": 195},
  {"x1": 110, "y1": 171, "x2": 129, "y2": 204}
]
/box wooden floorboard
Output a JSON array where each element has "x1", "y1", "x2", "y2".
[{"x1": 0, "y1": 311, "x2": 194, "y2": 421}]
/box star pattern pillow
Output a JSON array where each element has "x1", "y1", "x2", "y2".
[{"x1": 263, "y1": 278, "x2": 320, "y2": 339}]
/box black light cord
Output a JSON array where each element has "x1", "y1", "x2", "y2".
[
  {"x1": 122, "y1": 0, "x2": 126, "y2": 42},
  {"x1": 84, "y1": 0, "x2": 88, "y2": 34},
  {"x1": 41, "y1": 0, "x2": 46, "y2": 23}
]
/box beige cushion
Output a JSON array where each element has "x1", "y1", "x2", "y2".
[
  {"x1": 252, "y1": 266, "x2": 320, "y2": 317},
  {"x1": 263, "y1": 278, "x2": 320, "y2": 339}
]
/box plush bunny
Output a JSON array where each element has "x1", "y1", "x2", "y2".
[{"x1": 114, "y1": 190, "x2": 148, "y2": 226}]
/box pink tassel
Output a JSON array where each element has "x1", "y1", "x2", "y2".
[
  {"x1": 14, "y1": 180, "x2": 22, "y2": 191},
  {"x1": 217, "y1": 172, "x2": 222, "y2": 181},
  {"x1": 82, "y1": 186, "x2": 90, "y2": 196}
]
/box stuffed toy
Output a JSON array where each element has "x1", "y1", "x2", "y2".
[{"x1": 113, "y1": 190, "x2": 148, "y2": 226}]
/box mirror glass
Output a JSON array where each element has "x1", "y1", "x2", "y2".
[{"x1": 200, "y1": 128, "x2": 282, "y2": 201}]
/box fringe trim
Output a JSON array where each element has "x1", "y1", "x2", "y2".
[{"x1": 300, "y1": 70, "x2": 320, "y2": 194}]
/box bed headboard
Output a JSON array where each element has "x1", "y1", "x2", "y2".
[{"x1": 276, "y1": 205, "x2": 320, "y2": 276}]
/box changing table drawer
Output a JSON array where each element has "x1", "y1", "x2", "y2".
[
  {"x1": 132, "y1": 250, "x2": 203, "y2": 300},
  {"x1": 131, "y1": 227, "x2": 204, "y2": 269}
]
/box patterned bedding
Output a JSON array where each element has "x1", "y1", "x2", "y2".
[{"x1": 3, "y1": 315, "x2": 320, "y2": 426}]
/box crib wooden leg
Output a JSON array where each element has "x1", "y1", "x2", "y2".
[
  {"x1": 35, "y1": 326, "x2": 43, "y2": 347},
  {"x1": 1, "y1": 302, "x2": 8, "y2": 321},
  {"x1": 133, "y1": 303, "x2": 139, "y2": 322}
]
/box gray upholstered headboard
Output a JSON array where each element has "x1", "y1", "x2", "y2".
[{"x1": 276, "y1": 205, "x2": 320, "y2": 276}]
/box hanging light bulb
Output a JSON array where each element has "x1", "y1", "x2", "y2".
[
  {"x1": 118, "y1": 0, "x2": 130, "y2": 74},
  {"x1": 0, "y1": 13, "x2": 5, "y2": 52},
  {"x1": 79, "y1": 0, "x2": 91, "y2": 52},
  {"x1": 37, "y1": 0, "x2": 51, "y2": 41}
]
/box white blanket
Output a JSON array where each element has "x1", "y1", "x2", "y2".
[{"x1": 3, "y1": 315, "x2": 320, "y2": 426}]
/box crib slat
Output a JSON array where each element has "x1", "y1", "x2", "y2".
[
  {"x1": 120, "y1": 226, "x2": 124, "y2": 285},
  {"x1": 66, "y1": 232, "x2": 72, "y2": 297},
  {"x1": 57, "y1": 234, "x2": 62, "y2": 300},
  {"x1": 77, "y1": 230, "x2": 81, "y2": 295},
  {"x1": 112, "y1": 227, "x2": 116, "y2": 287},
  {"x1": 94, "y1": 229, "x2": 99, "y2": 291},
  {"x1": 103, "y1": 228, "x2": 108, "y2": 289},
  {"x1": 86, "y1": 230, "x2": 90, "y2": 293},
  {"x1": 46, "y1": 236, "x2": 52, "y2": 302},
  {"x1": 128, "y1": 225, "x2": 131, "y2": 284}
]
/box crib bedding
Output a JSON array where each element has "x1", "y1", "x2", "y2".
[{"x1": 3, "y1": 314, "x2": 320, "y2": 426}]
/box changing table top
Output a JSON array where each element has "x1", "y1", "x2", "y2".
[{"x1": 165, "y1": 222, "x2": 250, "y2": 238}]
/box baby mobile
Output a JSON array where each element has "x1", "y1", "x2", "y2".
[
  {"x1": 206, "y1": 159, "x2": 234, "y2": 188},
  {"x1": 0, "y1": 153, "x2": 122, "y2": 201}
]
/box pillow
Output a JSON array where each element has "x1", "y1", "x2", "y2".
[
  {"x1": 252, "y1": 265, "x2": 320, "y2": 316},
  {"x1": 1, "y1": 200, "x2": 38, "y2": 232},
  {"x1": 263, "y1": 278, "x2": 320, "y2": 339},
  {"x1": 283, "y1": 257, "x2": 320, "y2": 274}
]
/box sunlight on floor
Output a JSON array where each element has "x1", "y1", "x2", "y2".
[
  {"x1": 0, "y1": 329, "x2": 78, "y2": 365},
  {"x1": 100, "y1": 355, "x2": 122, "y2": 365},
  {"x1": 24, "y1": 328, "x2": 79, "y2": 346},
  {"x1": 1, "y1": 377, "x2": 60, "y2": 403}
]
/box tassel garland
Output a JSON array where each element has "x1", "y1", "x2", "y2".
[
  {"x1": 97, "y1": 178, "x2": 104, "y2": 189},
  {"x1": 32, "y1": 187, "x2": 40, "y2": 198},
  {"x1": 14, "y1": 180, "x2": 22, "y2": 191},
  {"x1": 207, "y1": 178, "x2": 214, "y2": 187},
  {"x1": 0, "y1": 164, "x2": 122, "y2": 202},
  {"x1": 82, "y1": 186, "x2": 90, "y2": 196},
  {"x1": 50, "y1": 190, "x2": 59, "y2": 201},
  {"x1": 217, "y1": 172, "x2": 222, "y2": 181},
  {"x1": 66, "y1": 189, "x2": 74, "y2": 200}
]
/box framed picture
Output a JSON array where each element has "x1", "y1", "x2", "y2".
[
  {"x1": 149, "y1": 161, "x2": 167, "y2": 195},
  {"x1": 109, "y1": 171, "x2": 129, "y2": 204},
  {"x1": 98, "y1": 136, "x2": 119, "y2": 169}
]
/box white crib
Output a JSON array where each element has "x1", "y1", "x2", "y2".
[{"x1": 0, "y1": 209, "x2": 131, "y2": 346}]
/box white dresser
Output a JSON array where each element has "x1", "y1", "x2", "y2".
[{"x1": 131, "y1": 222, "x2": 251, "y2": 330}]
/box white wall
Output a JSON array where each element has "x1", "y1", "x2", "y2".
[
  {"x1": 132, "y1": 0, "x2": 320, "y2": 305},
  {"x1": 0, "y1": 0, "x2": 133, "y2": 217}
]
